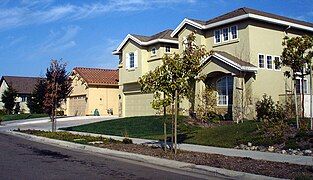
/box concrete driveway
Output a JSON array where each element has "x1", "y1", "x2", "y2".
[{"x1": 0, "y1": 116, "x2": 118, "y2": 132}]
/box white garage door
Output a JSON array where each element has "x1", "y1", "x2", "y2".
[
  {"x1": 68, "y1": 95, "x2": 86, "y2": 116},
  {"x1": 125, "y1": 93, "x2": 156, "y2": 117}
]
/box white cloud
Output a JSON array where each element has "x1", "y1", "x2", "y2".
[{"x1": 0, "y1": 0, "x2": 195, "y2": 30}]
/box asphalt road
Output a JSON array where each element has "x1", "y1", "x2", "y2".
[{"x1": 0, "y1": 133, "x2": 224, "y2": 180}]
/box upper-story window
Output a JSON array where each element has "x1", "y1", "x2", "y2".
[
  {"x1": 222, "y1": 28, "x2": 229, "y2": 41},
  {"x1": 230, "y1": 25, "x2": 238, "y2": 39},
  {"x1": 151, "y1": 47, "x2": 157, "y2": 56},
  {"x1": 266, "y1": 55, "x2": 273, "y2": 69},
  {"x1": 129, "y1": 52, "x2": 135, "y2": 68},
  {"x1": 258, "y1": 54, "x2": 265, "y2": 68},
  {"x1": 21, "y1": 96, "x2": 27, "y2": 102},
  {"x1": 274, "y1": 56, "x2": 281, "y2": 70},
  {"x1": 214, "y1": 30, "x2": 221, "y2": 43},
  {"x1": 165, "y1": 46, "x2": 171, "y2": 53}
]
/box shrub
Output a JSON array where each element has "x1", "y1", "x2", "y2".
[
  {"x1": 256, "y1": 94, "x2": 290, "y2": 141},
  {"x1": 0, "y1": 109, "x2": 6, "y2": 116},
  {"x1": 196, "y1": 87, "x2": 217, "y2": 122},
  {"x1": 122, "y1": 138, "x2": 133, "y2": 144}
]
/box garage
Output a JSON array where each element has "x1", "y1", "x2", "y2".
[
  {"x1": 124, "y1": 93, "x2": 156, "y2": 117},
  {"x1": 68, "y1": 95, "x2": 87, "y2": 116}
]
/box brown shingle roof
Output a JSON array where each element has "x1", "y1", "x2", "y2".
[
  {"x1": 131, "y1": 29, "x2": 177, "y2": 42},
  {"x1": 0, "y1": 76, "x2": 43, "y2": 94},
  {"x1": 191, "y1": 7, "x2": 313, "y2": 28},
  {"x1": 214, "y1": 51, "x2": 256, "y2": 68},
  {"x1": 73, "y1": 67, "x2": 119, "y2": 86}
]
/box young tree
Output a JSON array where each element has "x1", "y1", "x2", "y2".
[
  {"x1": 27, "y1": 79, "x2": 47, "y2": 114},
  {"x1": 1, "y1": 85, "x2": 17, "y2": 114},
  {"x1": 279, "y1": 35, "x2": 313, "y2": 129},
  {"x1": 139, "y1": 32, "x2": 209, "y2": 153},
  {"x1": 44, "y1": 60, "x2": 72, "y2": 132}
]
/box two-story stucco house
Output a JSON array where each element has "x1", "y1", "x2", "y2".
[
  {"x1": 66, "y1": 67, "x2": 119, "y2": 116},
  {"x1": 113, "y1": 7, "x2": 313, "y2": 120},
  {"x1": 0, "y1": 76, "x2": 43, "y2": 113}
]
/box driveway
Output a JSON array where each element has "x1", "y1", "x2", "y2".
[{"x1": 0, "y1": 116, "x2": 117, "y2": 132}]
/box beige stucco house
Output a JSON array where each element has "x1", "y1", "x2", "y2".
[
  {"x1": 0, "y1": 76, "x2": 42, "y2": 113},
  {"x1": 66, "y1": 67, "x2": 119, "y2": 116},
  {"x1": 113, "y1": 7, "x2": 313, "y2": 120}
]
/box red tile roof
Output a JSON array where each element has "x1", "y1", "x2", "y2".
[
  {"x1": 73, "y1": 67, "x2": 119, "y2": 86},
  {"x1": 0, "y1": 76, "x2": 43, "y2": 94}
]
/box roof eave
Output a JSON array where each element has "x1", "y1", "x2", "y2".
[{"x1": 171, "y1": 13, "x2": 313, "y2": 38}]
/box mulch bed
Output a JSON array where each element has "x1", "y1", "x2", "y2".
[{"x1": 96, "y1": 143, "x2": 313, "y2": 179}]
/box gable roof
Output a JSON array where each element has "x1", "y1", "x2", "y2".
[
  {"x1": 73, "y1": 67, "x2": 119, "y2": 86},
  {"x1": 201, "y1": 51, "x2": 257, "y2": 73},
  {"x1": 0, "y1": 76, "x2": 43, "y2": 94},
  {"x1": 113, "y1": 29, "x2": 178, "y2": 55},
  {"x1": 171, "y1": 7, "x2": 313, "y2": 37}
]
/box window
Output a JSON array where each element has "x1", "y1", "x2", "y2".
[
  {"x1": 274, "y1": 56, "x2": 281, "y2": 70},
  {"x1": 230, "y1": 25, "x2": 238, "y2": 39},
  {"x1": 21, "y1": 96, "x2": 27, "y2": 102},
  {"x1": 129, "y1": 52, "x2": 135, "y2": 68},
  {"x1": 165, "y1": 46, "x2": 171, "y2": 53},
  {"x1": 151, "y1": 47, "x2": 156, "y2": 56},
  {"x1": 296, "y1": 78, "x2": 308, "y2": 94},
  {"x1": 214, "y1": 30, "x2": 221, "y2": 43},
  {"x1": 266, "y1": 55, "x2": 273, "y2": 69},
  {"x1": 222, "y1": 28, "x2": 229, "y2": 41},
  {"x1": 216, "y1": 76, "x2": 233, "y2": 105},
  {"x1": 258, "y1": 54, "x2": 265, "y2": 68}
]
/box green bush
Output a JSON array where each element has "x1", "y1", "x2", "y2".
[{"x1": 0, "y1": 109, "x2": 6, "y2": 116}]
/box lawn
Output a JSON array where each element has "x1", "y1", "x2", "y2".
[
  {"x1": 0, "y1": 113, "x2": 48, "y2": 121},
  {"x1": 62, "y1": 115, "x2": 264, "y2": 148}
]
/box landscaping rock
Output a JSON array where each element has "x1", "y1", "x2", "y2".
[
  {"x1": 304, "y1": 150, "x2": 312, "y2": 155},
  {"x1": 88, "y1": 141, "x2": 103, "y2": 145},
  {"x1": 268, "y1": 146, "x2": 274, "y2": 152},
  {"x1": 281, "y1": 150, "x2": 287, "y2": 154},
  {"x1": 239, "y1": 144, "x2": 245, "y2": 149},
  {"x1": 247, "y1": 142, "x2": 252, "y2": 147}
]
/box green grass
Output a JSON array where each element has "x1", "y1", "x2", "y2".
[
  {"x1": 63, "y1": 115, "x2": 186, "y2": 139},
  {"x1": 62, "y1": 115, "x2": 267, "y2": 148},
  {"x1": 0, "y1": 113, "x2": 48, "y2": 121}
]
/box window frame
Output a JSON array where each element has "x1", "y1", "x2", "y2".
[
  {"x1": 295, "y1": 77, "x2": 308, "y2": 94},
  {"x1": 216, "y1": 76, "x2": 233, "y2": 106},
  {"x1": 230, "y1": 25, "x2": 238, "y2": 40},
  {"x1": 274, "y1": 56, "x2": 281, "y2": 71},
  {"x1": 165, "y1": 46, "x2": 171, "y2": 53},
  {"x1": 129, "y1": 52, "x2": 135, "y2": 68},
  {"x1": 258, "y1": 53, "x2": 265, "y2": 69},
  {"x1": 222, "y1": 28, "x2": 229, "y2": 42},
  {"x1": 214, "y1": 29, "x2": 221, "y2": 44},
  {"x1": 266, "y1": 55, "x2": 273, "y2": 70}
]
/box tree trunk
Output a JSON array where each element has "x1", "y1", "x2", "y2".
[
  {"x1": 171, "y1": 103, "x2": 174, "y2": 150},
  {"x1": 294, "y1": 80, "x2": 299, "y2": 129},
  {"x1": 164, "y1": 122, "x2": 167, "y2": 152},
  {"x1": 301, "y1": 75, "x2": 305, "y2": 120},
  {"x1": 174, "y1": 90, "x2": 178, "y2": 154},
  {"x1": 310, "y1": 63, "x2": 313, "y2": 130}
]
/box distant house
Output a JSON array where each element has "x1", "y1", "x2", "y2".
[
  {"x1": 67, "y1": 67, "x2": 119, "y2": 116},
  {"x1": 0, "y1": 76, "x2": 42, "y2": 113}
]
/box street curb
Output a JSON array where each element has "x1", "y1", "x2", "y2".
[
  {"x1": 62, "y1": 131, "x2": 313, "y2": 166},
  {"x1": 5, "y1": 130, "x2": 284, "y2": 180}
]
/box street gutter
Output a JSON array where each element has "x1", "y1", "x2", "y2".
[{"x1": 4, "y1": 130, "x2": 284, "y2": 180}]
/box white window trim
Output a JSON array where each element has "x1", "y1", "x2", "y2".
[
  {"x1": 165, "y1": 46, "x2": 171, "y2": 53},
  {"x1": 266, "y1": 55, "x2": 273, "y2": 70},
  {"x1": 230, "y1": 25, "x2": 238, "y2": 40},
  {"x1": 222, "y1": 27, "x2": 229, "y2": 42},
  {"x1": 151, "y1": 47, "x2": 157, "y2": 56},
  {"x1": 214, "y1": 30, "x2": 221, "y2": 44},
  {"x1": 258, "y1": 53, "x2": 265, "y2": 69},
  {"x1": 274, "y1": 56, "x2": 281, "y2": 71},
  {"x1": 216, "y1": 76, "x2": 233, "y2": 106},
  {"x1": 295, "y1": 77, "x2": 308, "y2": 94},
  {"x1": 129, "y1": 52, "x2": 135, "y2": 69}
]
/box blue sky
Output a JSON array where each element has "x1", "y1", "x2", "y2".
[{"x1": 0, "y1": 0, "x2": 312, "y2": 77}]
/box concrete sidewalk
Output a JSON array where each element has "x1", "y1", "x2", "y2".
[
  {"x1": 65, "y1": 130, "x2": 313, "y2": 166},
  {"x1": 5, "y1": 130, "x2": 283, "y2": 180}
]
